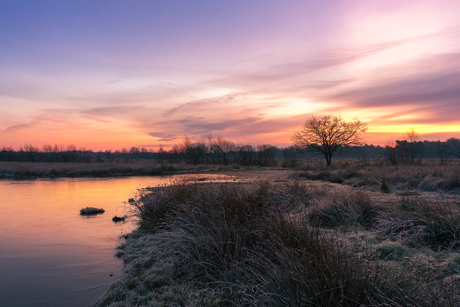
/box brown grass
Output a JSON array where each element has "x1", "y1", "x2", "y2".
[
  {"x1": 97, "y1": 179, "x2": 460, "y2": 306},
  {"x1": 0, "y1": 161, "x2": 187, "y2": 179},
  {"x1": 296, "y1": 161, "x2": 460, "y2": 193},
  {"x1": 377, "y1": 197, "x2": 460, "y2": 249}
]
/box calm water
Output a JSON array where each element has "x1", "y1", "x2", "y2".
[{"x1": 0, "y1": 175, "x2": 232, "y2": 307}]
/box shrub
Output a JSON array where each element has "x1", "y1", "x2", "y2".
[
  {"x1": 309, "y1": 190, "x2": 378, "y2": 229},
  {"x1": 285, "y1": 178, "x2": 307, "y2": 195},
  {"x1": 49, "y1": 168, "x2": 60, "y2": 176},
  {"x1": 328, "y1": 172, "x2": 344, "y2": 183},
  {"x1": 381, "y1": 174, "x2": 390, "y2": 193}
]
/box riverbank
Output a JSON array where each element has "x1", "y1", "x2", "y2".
[
  {"x1": 2, "y1": 160, "x2": 459, "y2": 183},
  {"x1": 0, "y1": 161, "x2": 206, "y2": 179},
  {"x1": 0, "y1": 161, "x2": 288, "y2": 180},
  {"x1": 96, "y1": 169, "x2": 460, "y2": 306}
]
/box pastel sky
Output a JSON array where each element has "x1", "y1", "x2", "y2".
[{"x1": 1, "y1": 0, "x2": 460, "y2": 150}]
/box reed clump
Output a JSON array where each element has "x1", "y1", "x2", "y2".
[
  {"x1": 377, "y1": 197, "x2": 460, "y2": 249},
  {"x1": 308, "y1": 190, "x2": 379, "y2": 229}
]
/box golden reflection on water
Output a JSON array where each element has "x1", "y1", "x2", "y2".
[{"x1": 0, "y1": 174, "x2": 233, "y2": 306}]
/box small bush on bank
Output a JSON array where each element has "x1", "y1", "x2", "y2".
[{"x1": 381, "y1": 174, "x2": 390, "y2": 193}]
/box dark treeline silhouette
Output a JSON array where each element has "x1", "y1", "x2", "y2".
[
  {"x1": 1, "y1": 137, "x2": 459, "y2": 165},
  {"x1": 0, "y1": 144, "x2": 156, "y2": 163},
  {"x1": 382, "y1": 138, "x2": 460, "y2": 165}
]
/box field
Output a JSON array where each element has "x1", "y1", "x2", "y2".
[
  {"x1": 94, "y1": 161, "x2": 460, "y2": 306},
  {"x1": 0, "y1": 161, "x2": 189, "y2": 179},
  {"x1": 0, "y1": 161, "x2": 281, "y2": 179}
]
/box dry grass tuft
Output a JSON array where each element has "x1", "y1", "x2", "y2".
[
  {"x1": 378, "y1": 197, "x2": 460, "y2": 249},
  {"x1": 309, "y1": 190, "x2": 378, "y2": 229}
]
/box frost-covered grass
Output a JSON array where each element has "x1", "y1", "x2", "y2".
[
  {"x1": 97, "y1": 178, "x2": 460, "y2": 306},
  {"x1": 296, "y1": 161, "x2": 460, "y2": 193}
]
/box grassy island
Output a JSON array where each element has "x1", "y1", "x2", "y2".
[{"x1": 96, "y1": 163, "x2": 460, "y2": 306}]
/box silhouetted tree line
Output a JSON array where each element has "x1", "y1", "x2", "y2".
[
  {"x1": 159, "y1": 135, "x2": 281, "y2": 166},
  {"x1": 1, "y1": 137, "x2": 459, "y2": 165},
  {"x1": 0, "y1": 144, "x2": 157, "y2": 163},
  {"x1": 383, "y1": 138, "x2": 460, "y2": 165}
]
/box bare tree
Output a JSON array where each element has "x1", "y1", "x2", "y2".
[
  {"x1": 384, "y1": 142, "x2": 398, "y2": 165},
  {"x1": 181, "y1": 134, "x2": 207, "y2": 164},
  {"x1": 282, "y1": 146, "x2": 299, "y2": 168},
  {"x1": 207, "y1": 134, "x2": 235, "y2": 165},
  {"x1": 292, "y1": 115, "x2": 367, "y2": 166},
  {"x1": 237, "y1": 144, "x2": 255, "y2": 166},
  {"x1": 435, "y1": 141, "x2": 449, "y2": 165},
  {"x1": 256, "y1": 144, "x2": 277, "y2": 166},
  {"x1": 405, "y1": 127, "x2": 419, "y2": 164},
  {"x1": 447, "y1": 137, "x2": 460, "y2": 158}
]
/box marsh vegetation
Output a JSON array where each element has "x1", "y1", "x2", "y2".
[
  {"x1": 97, "y1": 163, "x2": 460, "y2": 306},
  {"x1": 0, "y1": 161, "x2": 182, "y2": 179}
]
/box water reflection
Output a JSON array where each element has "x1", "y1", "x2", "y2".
[{"x1": 0, "y1": 174, "x2": 233, "y2": 307}]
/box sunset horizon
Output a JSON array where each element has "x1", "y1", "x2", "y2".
[{"x1": 2, "y1": 1, "x2": 460, "y2": 151}]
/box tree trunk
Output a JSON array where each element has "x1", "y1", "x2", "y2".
[{"x1": 325, "y1": 153, "x2": 332, "y2": 166}]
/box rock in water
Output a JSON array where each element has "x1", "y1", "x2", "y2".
[
  {"x1": 80, "y1": 207, "x2": 105, "y2": 215},
  {"x1": 112, "y1": 216, "x2": 125, "y2": 222}
]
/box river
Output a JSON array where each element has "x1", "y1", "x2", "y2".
[{"x1": 0, "y1": 175, "x2": 231, "y2": 307}]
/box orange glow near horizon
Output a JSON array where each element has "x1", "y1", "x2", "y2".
[
  {"x1": 1, "y1": 1, "x2": 460, "y2": 151},
  {"x1": 1, "y1": 119, "x2": 459, "y2": 152}
]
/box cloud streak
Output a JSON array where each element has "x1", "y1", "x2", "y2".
[
  {"x1": 162, "y1": 92, "x2": 249, "y2": 118},
  {"x1": 2, "y1": 1, "x2": 460, "y2": 149}
]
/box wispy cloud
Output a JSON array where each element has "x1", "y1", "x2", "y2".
[
  {"x1": 209, "y1": 38, "x2": 425, "y2": 90},
  {"x1": 148, "y1": 132, "x2": 178, "y2": 142},
  {"x1": 330, "y1": 72, "x2": 460, "y2": 107},
  {"x1": 155, "y1": 116, "x2": 262, "y2": 135},
  {"x1": 162, "y1": 92, "x2": 251, "y2": 118},
  {"x1": 81, "y1": 106, "x2": 142, "y2": 116},
  {"x1": 2, "y1": 121, "x2": 39, "y2": 133}
]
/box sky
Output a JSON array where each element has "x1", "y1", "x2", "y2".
[{"x1": 1, "y1": 0, "x2": 460, "y2": 151}]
